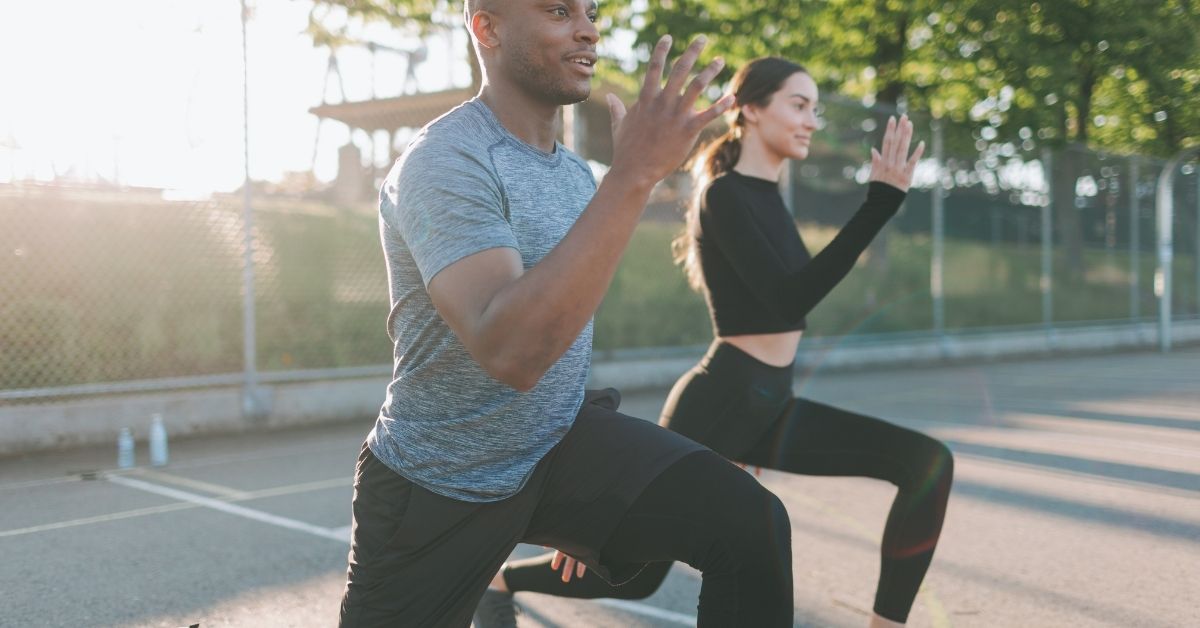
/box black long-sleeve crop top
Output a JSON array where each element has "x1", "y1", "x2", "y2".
[{"x1": 694, "y1": 170, "x2": 907, "y2": 335}]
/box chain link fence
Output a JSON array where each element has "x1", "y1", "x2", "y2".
[
  {"x1": 0, "y1": 185, "x2": 391, "y2": 401},
  {"x1": 3, "y1": 7, "x2": 1198, "y2": 404}
]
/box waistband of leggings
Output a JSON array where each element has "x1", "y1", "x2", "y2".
[{"x1": 700, "y1": 339, "x2": 795, "y2": 384}]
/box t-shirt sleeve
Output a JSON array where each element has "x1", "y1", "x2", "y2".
[
  {"x1": 701, "y1": 180, "x2": 906, "y2": 322},
  {"x1": 381, "y1": 139, "x2": 519, "y2": 286}
]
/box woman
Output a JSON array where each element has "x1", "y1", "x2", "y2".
[{"x1": 477, "y1": 57, "x2": 953, "y2": 628}]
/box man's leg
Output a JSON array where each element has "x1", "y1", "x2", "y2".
[
  {"x1": 339, "y1": 444, "x2": 534, "y2": 628},
  {"x1": 523, "y1": 401, "x2": 794, "y2": 627},
  {"x1": 599, "y1": 450, "x2": 794, "y2": 626}
]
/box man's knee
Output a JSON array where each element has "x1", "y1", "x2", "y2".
[
  {"x1": 719, "y1": 479, "x2": 790, "y2": 560},
  {"x1": 755, "y1": 489, "x2": 791, "y2": 554}
]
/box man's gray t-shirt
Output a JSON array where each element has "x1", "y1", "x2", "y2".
[{"x1": 367, "y1": 99, "x2": 597, "y2": 503}]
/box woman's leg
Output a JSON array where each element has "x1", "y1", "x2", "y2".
[{"x1": 738, "y1": 398, "x2": 954, "y2": 624}]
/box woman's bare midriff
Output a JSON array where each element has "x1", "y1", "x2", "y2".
[{"x1": 719, "y1": 330, "x2": 803, "y2": 367}]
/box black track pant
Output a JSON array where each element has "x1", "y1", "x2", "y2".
[
  {"x1": 340, "y1": 389, "x2": 793, "y2": 627},
  {"x1": 503, "y1": 342, "x2": 953, "y2": 623}
]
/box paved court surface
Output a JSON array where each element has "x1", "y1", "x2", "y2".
[{"x1": 2, "y1": 348, "x2": 1198, "y2": 627}]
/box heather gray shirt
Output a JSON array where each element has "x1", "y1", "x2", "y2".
[{"x1": 367, "y1": 99, "x2": 597, "y2": 502}]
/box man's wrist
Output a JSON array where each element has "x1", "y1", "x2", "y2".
[{"x1": 603, "y1": 162, "x2": 660, "y2": 196}]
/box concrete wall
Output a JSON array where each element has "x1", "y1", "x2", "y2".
[{"x1": 0, "y1": 378, "x2": 386, "y2": 458}]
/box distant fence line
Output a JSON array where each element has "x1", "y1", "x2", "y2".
[{"x1": 2, "y1": 100, "x2": 1198, "y2": 407}]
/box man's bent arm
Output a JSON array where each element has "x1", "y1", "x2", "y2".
[
  {"x1": 428, "y1": 36, "x2": 731, "y2": 391},
  {"x1": 429, "y1": 174, "x2": 654, "y2": 391}
]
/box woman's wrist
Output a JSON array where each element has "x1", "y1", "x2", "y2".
[{"x1": 865, "y1": 181, "x2": 907, "y2": 213}]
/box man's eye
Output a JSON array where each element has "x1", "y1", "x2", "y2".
[
  {"x1": 588, "y1": 13, "x2": 598, "y2": 22},
  {"x1": 553, "y1": 7, "x2": 568, "y2": 17}
]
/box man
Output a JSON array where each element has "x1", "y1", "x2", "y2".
[{"x1": 339, "y1": 1, "x2": 794, "y2": 625}]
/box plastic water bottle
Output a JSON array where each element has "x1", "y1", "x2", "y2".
[
  {"x1": 149, "y1": 413, "x2": 169, "y2": 467},
  {"x1": 117, "y1": 427, "x2": 135, "y2": 468}
]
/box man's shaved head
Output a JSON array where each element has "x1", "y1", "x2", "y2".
[{"x1": 464, "y1": 0, "x2": 498, "y2": 17}]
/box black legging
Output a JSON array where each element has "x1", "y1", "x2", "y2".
[{"x1": 504, "y1": 341, "x2": 953, "y2": 623}]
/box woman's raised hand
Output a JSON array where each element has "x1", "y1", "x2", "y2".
[{"x1": 868, "y1": 114, "x2": 925, "y2": 192}]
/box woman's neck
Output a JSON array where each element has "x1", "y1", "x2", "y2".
[{"x1": 732, "y1": 131, "x2": 786, "y2": 181}]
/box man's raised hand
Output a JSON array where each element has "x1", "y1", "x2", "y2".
[{"x1": 607, "y1": 35, "x2": 735, "y2": 189}]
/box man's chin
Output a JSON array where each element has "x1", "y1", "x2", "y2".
[{"x1": 558, "y1": 83, "x2": 592, "y2": 106}]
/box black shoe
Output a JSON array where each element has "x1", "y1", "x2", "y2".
[{"x1": 473, "y1": 588, "x2": 520, "y2": 628}]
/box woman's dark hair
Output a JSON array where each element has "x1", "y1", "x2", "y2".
[{"x1": 672, "y1": 57, "x2": 808, "y2": 291}]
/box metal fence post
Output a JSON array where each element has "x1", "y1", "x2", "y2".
[
  {"x1": 1041, "y1": 148, "x2": 1054, "y2": 334},
  {"x1": 1129, "y1": 157, "x2": 1141, "y2": 320},
  {"x1": 1153, "y1": 148, "x2": 1200, "y2": 351},
  {"x1": 240, "y1": 0, "x2": 265, "y2": 420},
  {"x1": 931, "y1": 120, "x2": 945, "y2": 340}
]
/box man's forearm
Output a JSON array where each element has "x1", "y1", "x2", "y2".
[{"x1": 473, "y1": 173, "x2": 655, "y2": 388}]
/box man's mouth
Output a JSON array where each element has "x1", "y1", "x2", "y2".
[{"x1": 566, "y1": 52, "x2": 597, "y2": 70}]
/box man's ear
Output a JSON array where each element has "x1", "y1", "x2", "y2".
[{"x1": 469, "y1": 9, "x2": 500, "y2": 50}]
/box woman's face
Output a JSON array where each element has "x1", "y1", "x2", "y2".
[{"x1": 743, "y1": 71, "x2": 820, "y2": 161}]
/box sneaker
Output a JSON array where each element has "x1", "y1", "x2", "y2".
[{"x1": 472, "y1": 588, "x2": 520, "y2": 628}]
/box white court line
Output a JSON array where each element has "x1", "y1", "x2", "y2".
[
  {"x1": 129, "y1": 468, "x2": 253, "y2": 500},
  {"x1": 107, "y1": 475, "x2": 347, "y2": 543},
  {"x1": 594, "y1": 599, "x2": 694, "y2": 625},
  {"x1": 0, "y1": 502, "x2": 198, "y2": 539},
  {"x1": 0, "y1": 475, "x2": 87, "y2": 492},
  {"x1": 245, "y1": 476, "x2": 350, "y2": 499},
  {"x1": 331, "y1": 524, "x2": 353, "y2": 542},
  {"x1": 106, "y1": 477, "x2": 700, "y2": 625},
  {"x1": 0, "y1": 476, "x2": 352, "y2": 540}
]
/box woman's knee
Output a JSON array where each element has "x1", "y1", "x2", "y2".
[
  {"x1": 929, "y1": 439, "x2": 954, "y2": 484},
  {"x1": 900, "y1": 433, "x2": 954, "y2": 488}
]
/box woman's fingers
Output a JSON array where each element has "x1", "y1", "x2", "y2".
[
  {"x1": 907, "y1": 140, "x2": 926, "y2": 174},
  {"x1": 880, "y1": 116, "x2": 897, "y2": 164},
  {"x1": 560, "y1": 556, "x2": 577, "y2": 583},
  {"x1": 896, "y1": 115, "x2": 914, "y2": 164}
]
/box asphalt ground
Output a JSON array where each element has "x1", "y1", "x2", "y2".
[{"x1": 3, "y1": 348, "x2": 1198, "y2": 627}]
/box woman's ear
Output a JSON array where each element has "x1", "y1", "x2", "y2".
[{"x1": 740, "y1": 104, "x2": 758, "y2": 125}]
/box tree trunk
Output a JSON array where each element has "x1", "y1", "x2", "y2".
[
  {"x1": 1052, "y1": 145, "x2": 1086, "y2": 278},
  {"x1": 1053, "y1": 62, "x2": 1096, "y2": 278},
  {"x1": 865, "y1": 5, "x2": 910, "y2": 276}
]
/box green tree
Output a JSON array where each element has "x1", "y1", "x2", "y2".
[{"x1": 936, "y1": 0, "x2": 1200, "y2": 273}]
